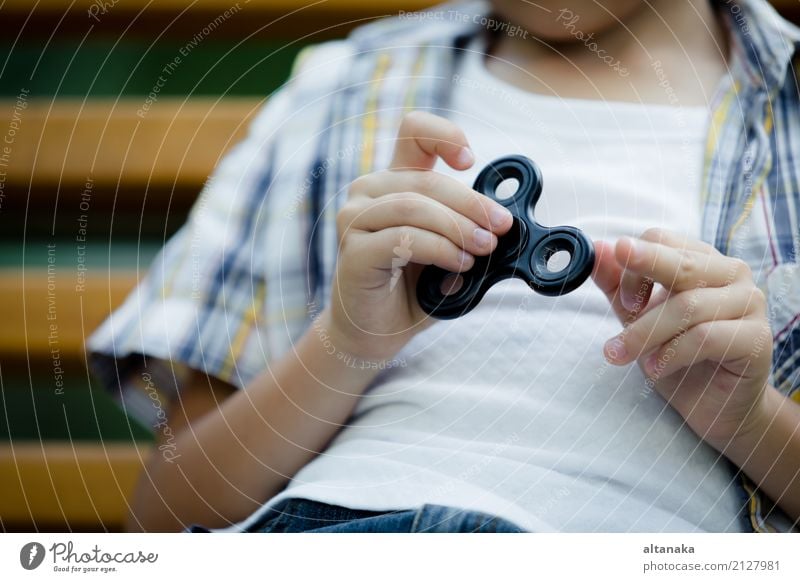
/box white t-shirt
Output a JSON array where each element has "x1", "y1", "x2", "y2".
[{"x1": 231, "y1": 43, "x2": 746, "y2": 532}]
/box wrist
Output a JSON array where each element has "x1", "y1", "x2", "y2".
[
  {"x1": 310, "y1": 308, "x2": 409, "y2": 370},
  {"x1": 723, "y1": 384, "x2": 781, "y2": 460}
]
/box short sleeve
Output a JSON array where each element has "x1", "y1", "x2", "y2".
[
  {"x1": 87, "y1": 41, "x2": 351, "y2": 430},
  {"x1": 765, "y1": 262, "x2": 800, "y2": 401}
]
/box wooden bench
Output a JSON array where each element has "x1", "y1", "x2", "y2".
[
  {"x1": 0, "y1": 443, "x2": 150, "y2": 531},
  {"x1": 0, "y1": 97, "x2": 258, "y2": 531}
]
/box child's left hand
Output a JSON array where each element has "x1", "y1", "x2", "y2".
[{"x1": 592, "y1": 227, "x2": 773, "y2": 453}]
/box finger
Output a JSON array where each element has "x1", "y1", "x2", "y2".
[
  {"x1": 618, "y1": 227, "x2": 713, "y2": 312},
  {"x1": 639, "y1": 227, "x2": 721, "y2": 255},
  {"x1": 348, "y1": 169, "x2": 513, "y2": 233},
  {"x1": 636, "y1": 285, "x2": 670, "y2": 319},
  {"x1": 342, "y1": 192, "x2": 498, "y2": 256},
  {"x1": 390, "y1": 111, "x2": 474, "y2": 172},
  {"x1": 342, "y1": 227, "x2": 474, "y2": 284},
  {"x1": 592, "y1": 239, "x2": 655, "y2": 324},
  {"x1": 614, "y1": 236, "x2": 753, "y2": 292},
  {"x1": 591, "y1": 239, "x2": 629, "y2": 322},
  {"x1": 605, "y1": 284, "x2": 764, "y2": 364},
  {"x1": 642, "y1": 319, "x2": 773, "y2": 380},
  {"x1": 619, "y1": 270, "x2": 654, "y2": 313}
]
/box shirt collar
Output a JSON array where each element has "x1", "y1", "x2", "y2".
[
  {"x1": 716, "y1": 0, "x2": 800, "y2": 93},
  {"x1": 353, "y1": 0, "x2": 800, "y2": 95}
]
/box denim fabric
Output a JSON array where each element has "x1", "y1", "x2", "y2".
[{"x1": 188, "y1": 498, "x2": 527, "y2": 533}]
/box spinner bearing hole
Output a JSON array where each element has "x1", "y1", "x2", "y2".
[
  {"x1": 546, "y1": 249, "x2": 571, "y2": 272},
  {"x1": 440, "y1": 273, "x2": 464, "y2": 296},
  {"x1": 495, "y1": 177, "x2": 519, "y2": 200},
  {"x1": 532, "y1": 236, "x2": 577, "y2": 279}
]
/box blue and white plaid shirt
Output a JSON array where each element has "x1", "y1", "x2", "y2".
[{"x1": 89, "y1": 0, "x2": 800, "y2": 532}]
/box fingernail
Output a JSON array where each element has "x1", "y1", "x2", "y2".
[
  {"x1": 645, "y1": 352, "x2": 659, "y2": 376},
  {"x1": 490, "y1": 205, "x2": 512, "y2": 229},
  {"x1": 473, "y1": 227, "x2": 493, "y2": 249},
  {"x1": 457, "y1": 147, "x2": 474, "y2": 167},
  {"x1": 620, "y1": 289, "x2": 638, "y2": 312},
  {"x1": 604, "y1": 337, "x2": 627, "y2": 363},
  {"x1": 624, "y1": 237, "x2": 641, "y2": 260}
]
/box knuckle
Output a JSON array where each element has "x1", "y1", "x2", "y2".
[
  {"x1": 392, "y1": 194, "x2": 419, "y2": 220},
  {"x1": 400, "y1": 110, "x2": 426, "y2": 134},
  {"x1": 466, "y1": 193, "x2": 487, "y2": 222},
  {"x1": 747, "y1": 286, "x2": 767, "y2": 311},
  {"x1": 348, "y1": 174, "x2": 372, "y2": 197},
  {"x1": 640, "y1": 227, "x2": 666, "y2": 243},
  {"x1": 336, "y1": 205, "x2": 354, "y2": 234},
  {"x1": 730, "y1": 257, "x2": 753, "y2": 282},
  {"x1": 676, "y1": 251, "x2": 698, "y2": 287},
  {"x1": 414, "y1": 170, "x2": 438, "y2": 194}
]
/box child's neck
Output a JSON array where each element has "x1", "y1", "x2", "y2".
[{"x1": 486, "y1": 0, "x2": 729, "y2": 107}]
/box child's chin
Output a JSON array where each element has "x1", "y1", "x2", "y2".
[{"x1": 489, "y1": 0, "x2": 644, "y2": 42}]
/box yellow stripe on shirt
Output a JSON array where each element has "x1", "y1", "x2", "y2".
[{"x1": 360, "y1": 52, "x2": 392, "y2": 176}]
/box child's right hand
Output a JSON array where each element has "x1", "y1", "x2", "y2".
[{"x1": 324, "y1": 112, "x2": 514, "y2": 362}]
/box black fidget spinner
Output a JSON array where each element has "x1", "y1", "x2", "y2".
[{"x1": 416, "y1": 155, "x2": 595, "y2": 319}]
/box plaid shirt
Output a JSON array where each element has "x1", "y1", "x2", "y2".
[{"x1": 89, "y1": 0, "x2": 800, "y2": 532}]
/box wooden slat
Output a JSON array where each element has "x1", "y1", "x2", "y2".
[
  {"x1": 0, "y1": 1, "x2": 795, "y2": 41},
  {"x1": 0, "y1": 443, "x2": 148, "y2": 529},
  {"x1": 0, "y1": 0, "x2": 440, "y2": 39},
  {"x1": 0, "y1": 1, "x2": 793, "y2": 23},
  {"x1": 3, "y1": 98, "x2": 260, "y2": 188},
  {"x1": 0, "y1": 269, "x2": 139, "y2": 358},
  {"x1": 2, "y1": 0, "x2": 437, "y2": 15}
]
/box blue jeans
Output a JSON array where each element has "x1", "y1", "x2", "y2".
[{"x1": 189, "y1": 498, "x2": 527, "y2": 533}]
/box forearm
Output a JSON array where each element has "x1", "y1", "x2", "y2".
[
  {"x1": 130, "y1": 309, "x2": 383, "y2": 532},
  {"x1": 724, "y1": 385, "x2": 800, "y2": 524}
]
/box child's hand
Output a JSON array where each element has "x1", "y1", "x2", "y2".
[
  {"x1": 325, "y1": 112, "x2": 513, "y2": 361},
  {"x1": 592, "y1": 228, "x2": 774, "y2": 452}
]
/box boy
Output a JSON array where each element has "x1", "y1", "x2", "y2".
[{"x1": 89, "y1": 0, "x2": 800, "y2": 532}]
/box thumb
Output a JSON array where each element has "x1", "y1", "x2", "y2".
[
  {"x1": 390, "y1": 111, "x2": 474, "y2": 172},
  {"x1": 591, "y1": 239, "x2": 630, "y2": 322}
]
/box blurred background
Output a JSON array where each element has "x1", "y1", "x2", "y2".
[{"x1": 0, "y1": 0, "x2": 798, "y2": 532}]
